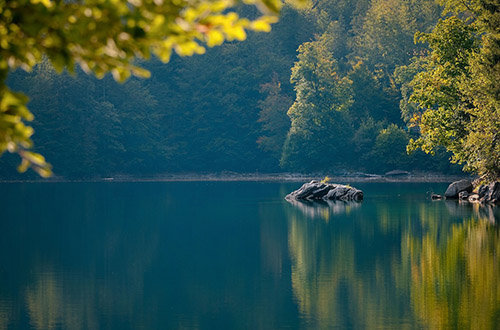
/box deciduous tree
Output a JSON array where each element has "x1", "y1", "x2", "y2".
[{"x1": 406, "y1": 0, "x2": 500, "y2": 179}]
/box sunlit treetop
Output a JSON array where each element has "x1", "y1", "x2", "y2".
[
  {"x1": 406, "y1": 0, "x2": 500, "y2": 180},
  {"x1": 0, "y1": 0, "x2": 307, "y2": 177}
]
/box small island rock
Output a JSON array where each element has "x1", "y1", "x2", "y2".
[{"x1": 286, "y1": 180, "x2": 363, "y2": 202}]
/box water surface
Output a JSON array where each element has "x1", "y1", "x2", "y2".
[{"x1": 0, "y1": 181, "x2": 499, "y2": 329}]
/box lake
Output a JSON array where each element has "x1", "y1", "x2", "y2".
[{"x1": 0, "y1": 181, "x2": 499, "y2": 329}]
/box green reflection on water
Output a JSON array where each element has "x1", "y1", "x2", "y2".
[
  {"x1": 286, "y1": 190, "x2": 500, "y2": 329},
  {"x1": 403, "y1": 204, "x2": 500, "y2": 329}
]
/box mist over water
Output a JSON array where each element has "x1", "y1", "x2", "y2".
[{"x1": 0, "y1": 182, "x2": 499, "y2": 329}]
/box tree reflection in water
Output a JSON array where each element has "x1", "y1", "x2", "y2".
[
  {"x1": 286, "y1": 195, "x2": 500, "y2": 329},
  {"x1": 0, "y1": 182, "x2": 499, "y2": 329},
  {"x1": 403, "y1": 203, "x2": 500, "y2": 329},
  {"x1": 286, "y1": 198, "x2": 362, "y2": 221}
]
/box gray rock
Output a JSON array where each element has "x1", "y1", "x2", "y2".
[
  {"x1": 458, "y1": 191, "x2": 469, "y2": 200},
  {"x1": 468, "y1": 194, "x2": 480, "y2": 202},
  {"x1": 490, "y1": 182, "x2": 500, "y2": 204},
  {"x1": 309, "y1": 185, "x2": 332, "y2": 199},
  {"x1": 328, "y1": 186, "x2": 349, "y2": 199},
  {"x1": 324, "y1": 188, "x2": 338, "y2": 200},
  {"x1": 478, "y1": 184, "x2": 489, "y2": 199},
  {"x1": 482, "y1": 181, "x2": 500, "y2": 204},
  {"x1": 346, "y1": 189, "x2": 363, "y2": 202},
  {"x1": 286, "y1": 181, "x2": 363, "y2": 202},
  {"x1": 295, "y1": 182, "x2": 323, "y2": 199},
  {"x1": 444, "y1": 179, "x2": 473, "y2": 199}
]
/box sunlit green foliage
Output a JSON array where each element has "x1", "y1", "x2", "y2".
[
  {"x1": 407, "y1": 17, "x2": 477, "y2": 157},
  {"x1": 280, "y1": 27, "x2": 353, "y2": 171},
  {"x1": 351, "y1": 0, "x2": 440, "y2": 82},
  {"x1": 278, "y1": 0, "x2": 449, "y2": 173},
  {"x1": 406, "y1": 0, "x2": 500, "y2": 179},
  {"x1": 0, "y1": 0, "x2": 306, "y2": 176}
]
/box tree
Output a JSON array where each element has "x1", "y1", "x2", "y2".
[
  {"x1": 406, "y1": 0, "x2": 500, "y2": 180},
  {"x1": 407, "y1": 17, "x2": 478, "y2": 159},
  {"x1": 0, "y1": 0, "x2": 305, "y2": 176},
  {"x1": 350, "y1": 117, "x2": 384, "y2": 168},
  {"x1": 351, "y1": 0, "x2": 440, "y2": 80},
  {"x1": 459, "y1": 0, "x2": 500, "y2": 180},
  {"x1": 280, "y1": 27, "x2": 353, "y2": 171},
  {"x1": 348, "y1": 61, "x2": 400, "y2": 123},
  {"x1": 256, "y1": 74, "x2": 292, "y2": 160},
  {"x1": 370, "y1": 124, "x2": 410, "y2": 170}
]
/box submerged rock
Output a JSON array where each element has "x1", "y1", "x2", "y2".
[
  {"x1": 286, "y1": 180, "x2": 363, "y2": 202},
  {"x1": 444, "y1": 179, "x2": 473, "y2": 199}
]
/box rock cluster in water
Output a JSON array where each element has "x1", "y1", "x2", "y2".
[
  {"x1": 441, "y1": 179, "x2": 500, "y2": 204},
  {"x1": 285, "y1": 180, "x2": 363, "y2": 202},
  {"x1": 468, "y1": 181, "x2": 500, "y2": 204},
  {"x1": 444, "y1": 179, "x2": 473, "y2": 199}
]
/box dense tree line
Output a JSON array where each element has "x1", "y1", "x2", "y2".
[{"x1": 1, "y1": 0, "x2": 471, "y2": 179}]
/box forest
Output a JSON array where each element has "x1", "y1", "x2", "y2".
[{"x1": 1, "y1": 0, "x2": 498, "y2": 179}]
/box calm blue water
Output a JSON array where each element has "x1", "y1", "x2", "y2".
[{"x1": 0, "y1": 181, "x2": 499, "y2": 329}]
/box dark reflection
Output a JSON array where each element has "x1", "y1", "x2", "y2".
[
  {"x1": 0, "y1": 182, "x2": 301, "y2": 330},
  {"x1": 286, "y1": 199, "x2": 362, "y2": 221},
  {"x1": 0, "y1": 182, "x2": 162, "y2": 330},
  {"x1": 444, "y1": 200, "x2": 500, "y2": 223}
]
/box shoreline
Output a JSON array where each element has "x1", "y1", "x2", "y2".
[{"x1": 0, "y1": 172, "x2": 471, "y2": 183}]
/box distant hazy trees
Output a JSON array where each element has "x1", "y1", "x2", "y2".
[{"x1": 0, "y1": 0, "x2": 301, "y2": 176}]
